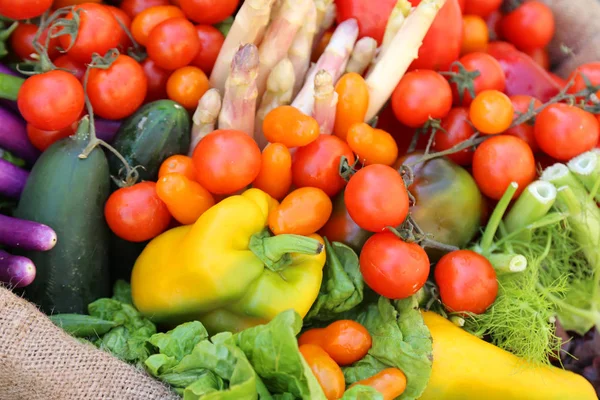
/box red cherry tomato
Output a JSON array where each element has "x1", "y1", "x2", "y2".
[
  {"x1": 120, "y1": 0, "x2": 170, "y2": 18},
  {"x1": 504, "y1": 95, "x2": 542, "y2": 153},
  {"x1": 179, "y1": 0, "x2": 239, "y2": 25},
  {"x1": 107, "y1": 5, "x2": 133, "y2": 52},
  {"x1": 146, "y1": 17, "x2": 201, "y2": 70},
  {"x1": 53, "y1": 55, "x2": 87, "y2": 81},
  {"x1": 360, "y1": 232, "x2": 430, "y2": 299},
  {"x1": 10, "y1": 23, "x2": 60, "y2": 61},
  {"x1": 335, "y1": 0, "x2": 396, "y2": 44},
  {"x1": 567, "y1": 62, "x2": 600, "y2": 98},
  {"x1": 464, "y1": 0, "x2": 502, "y2": 18},
  {"x1": 450, "y1": 52, "x2": 506, "y2": 106},
  {"x1": 191, "y1": 25, "x2": 226, "y2": 75},
  {"x1": 500, "y1": 1, "x2": 555, "y2": 51},
  {"x1": 432, "y1": 107, "x2": 475, "y2": 166},
  {"x1": 0, "y1": 0, "x2": 52, "y2": 20},
  {"x1": 26, "y1": 122, "x2": 77, "y2": 151},
  {"x1": 141, "y1": 58, "x2": 171, "y2": 102}
]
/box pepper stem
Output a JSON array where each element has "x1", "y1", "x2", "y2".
[{"x1": 249, "y1": 229, "x2": 324, "y2": 272}]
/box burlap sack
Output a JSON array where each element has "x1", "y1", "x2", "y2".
[{"x1": 2, "y1": 0, "x2": 600, "y2": 399}]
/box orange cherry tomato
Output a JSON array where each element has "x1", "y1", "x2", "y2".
[
  {"x1": 156, "y1": 173, "x2": 215, "y2": 225},
  {"x1": 469, "y1": 90, "x2": 514, "y2": 134},
  {"x1": 321, "y1": 320, "x2": 372, "y2": 366},
  {"x1": 158, "y1": 154, "x2": 197, "y2": 181},
  {"x1": 252, "y1": 143, "x2": 292, "y2": 200},
  {"x1": 263, "y1": 106, "x2": 320, "y2": 148},
  {"x1": 268, "y1": 187, "x2": 333, "y2": 236},
  {"x1": 298, "y1": 328, "x2": 326, "y2": 347},
  {"x1": 333, "y1": 72, "x2": 369, "y2": 141},
  {"x1": 104, "y1": 181, "x2": 172, "y2": 242},
  {"x1": 349, "y1": 368, "x2": 407, "y2": 400},
  {"x1": 461, "y1": 15, "x2": 489, "y2": 55},
  {"x1": 119, "y1": 0, "x2": 170, "y2": 18},
  {"x1": 166, "y1": 66, "x2": 210, "y2": 110},
  {"x1": 346, "y1": 122, "x2": 398, "y2": 166},
  {"x1": 299, "y1": 344, "x2": 346, "y2": 400},
  {"x1": 130, "y1": 5, "x2": 185, "y2": 46}
]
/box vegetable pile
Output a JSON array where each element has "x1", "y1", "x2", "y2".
[{"x1": 1, "y1": 0, "x2": 600, "y2": 398}]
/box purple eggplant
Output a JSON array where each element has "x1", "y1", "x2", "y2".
[
  {"x1": 0, "y1": 214, "x2": 57, "y2": 251},
  {"x1": 0, "y1": 158, "x2": 28, "y2": 198},
  {"x1": 0, "y1": 249, "x2": 36, "y2": 288},
  {"x1": 95, "y1": 118, "x2": 121, "y2": 143},
  {"x1": 0, "y1": 106, "x2": 39, "y2": 165}
]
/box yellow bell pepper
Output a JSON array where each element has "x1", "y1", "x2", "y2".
[
  {"x1": 419, "y1": 311, "x2": 597, "y2": 400},
  {"x1": 130, "y1": 189, "x2": 326, "y2": 333}
]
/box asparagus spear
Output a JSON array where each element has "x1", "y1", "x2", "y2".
[
  {"x1": 289, "y1": 0, "x2": 318, "y2": 97},
  {"x1": 312, "y1": 70, "x2": 338, "y2": 135},
  {"x1": 312, "y1": 0, "x2": 336, "y2": 55},
  {"x1": 188, "y1": 89, "x2": 222, "y2": 156},
  {"x1": 346, "y1": 37, "x2": 378, "y2": 75}
]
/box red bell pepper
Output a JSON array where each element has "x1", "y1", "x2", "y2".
[{"x1": 486, "y1": 41, "x2": 561, "y2": 103}]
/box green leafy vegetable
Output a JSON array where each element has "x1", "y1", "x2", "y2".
[
  {"x1": 49, "y1": 314, "x2": 117, "y2": 338},
  {"x1": 305, "y1": 240, "x2": 364, "y2": 323},
  {"x1": 112, "y1": 279, "x2": 133, "y2": 305},
  {"x1": 342, "y1": 297, "x2": 433, "y2": 400}
]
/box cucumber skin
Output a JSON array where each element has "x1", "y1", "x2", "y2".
[
  {"x1": 14, "y1": 134, "x2": 111, "y2": 314},
  {"x1": 108, "y1": 100, "x2": 191, "y2": 182}
]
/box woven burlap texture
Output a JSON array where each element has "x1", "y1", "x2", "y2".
[{"x1": 0, "y1": 286, "x2": 179, "y2": 400}]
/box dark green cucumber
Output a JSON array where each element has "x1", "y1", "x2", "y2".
[
  {"x1": 14, "y1": 119, "x2": 110, "y2": 314},
  {"x1": 107, "y1": 99, "x2": 191, "y2": 182}
]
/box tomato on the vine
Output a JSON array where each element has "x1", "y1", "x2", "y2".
[
  {"x1": 179, "y1": 0, "x2": 239, "y2": 24},
  {"x1": 130, "y1": 5, "x2": 185, "y2": 46},
  {"x1": 141, "y1": 59, "x2": 171, "y2": 102},
  {"x1": 119, "y1": 0, "x2": 170, "y2": 18},
  {"x1": 360, "y1": 232, "x2": 430, "y2": 299},
  {"x1": 87, "y1": 54, "x2": 148, "y2": 120},
  {"x1": 107, "y1": 5, "x2": 133, "y2": 52},
  {"x1": 59, "y1": 3, "x2": 121, "y2": 63},
  {"x1": 435, "y1": 249, "x2": 498, "y2": 314},
  {"x1": 469, "y1": 89, "x2": 514, "y2": 135},
  {"x1": 26, "y1": 122, "x2": 78, "y2": 151},
  {"x1": 534, "y1": 103, "x2": 600, "y2": 161},
  {"x1": 320, "y1": 320, "x2": 372, "y2": 366},
  {"x1": 450, "y1": 52, "x2": 506, "y2": 106},
  {"x1": 0, "y1": 0, "x2": 52, "y2": 20},
  {"x1": 461, "y1": 15, "x2": 489, "y2": 55},
  {"x1": 191, "y1": 25, "x2": 225, "y2": 75},
  {"x1": 391, "y1": 70, "x2": 452, "y2": 128},
  {"x1": 105, "y1": 181, "x2": 172, "y2": 243},
  {"x1": 567, "y1": 62, "x2": 600, "y2": 97},
  {"x1": 299, "y1": 344, "x2": 346, "y2": 400},
  {"x1": 53, "y1": 55, "x2": 86, "y2": 81},
  {"x1": 432, "y1": 107, "x2": 475, "y2": 166},
  {"x1": 18, "y1": 70, "x2": 85, "y2": 131},
  {"x1": 505, "y1": 95, "x2": 542, "y2": 153},
  {"x1": 10, "y1": 23, "x2": 60, "y2": 61},
  {"x1": 166, "y1": 66, "x2": 209, "y2": 109},
  {"x1": 464, "y1": 0, "x2": 502, "y2": 18},
  {"x1": 472, "y1": 135, "x2": 536, "y2": 200},
  {"x1": 500, "y1": 1, "x2": 555, "y2": 51},
  {"x1": 344, "y1": 164, "x2": 409, "y2": 233},
  {"x1": 147, "y1": 17, "x2": 201, "y2": 71},
  {"x1": 268, "y1": 187, "x2": 332, "y2": 236}
]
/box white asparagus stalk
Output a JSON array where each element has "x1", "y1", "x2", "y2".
[
  {"x1": 312, "y1": 70, "x2": 338, "y2": 135},
  {"x1": 345, "y1": 37, "x2": 378, "y2": 75},
  {"x1": 364, "y1": 0, "x2": 446, "y2": 121},
  {"x1": 209, "y1": 0, "x2": 276, "y2": 93},
  {"x1": 255, "y1": 0, "x2": 312, "y2": 97},
  {"x1": 218, "y1": 44, "x2": 260, "y2": 137},
  {"x1": 381, "y1": 0, "x2": 413, "y2": 55},
  {"x1": 312, "y1": 0, "x2": 337, "y2": 55},
  {"x1": 188, "y1": 89, "x2": 222, "y2": 156},
  {"x1": 292, "y1": 19, "x2": 359, "y2": 115},
  {"x1": 255, "y1": 58, "x2": 296, "y2": 150},
  {"x1": 289, "y1": 1, "x2": 318, "y2": 98}
]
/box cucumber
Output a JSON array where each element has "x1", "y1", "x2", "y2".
[
  {"x1": 107, "y1": 100, "x2": 191, "y2": 182},
  {"x1": 14, "y1": 118, "x2": 111, "y2": 314}
]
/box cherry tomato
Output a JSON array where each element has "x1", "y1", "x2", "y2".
[
  {"x1": 10, "y1": 23, "x2": 60, "y2": 61},
  {"x1": 158, "y1": 154, "x2": 196, "y2": 181},
  {"x1": 360, "y1": 232, "x2": 430, "y2": 299},
  {"x1": 52, "y1": 0, "x2": 102, "y2": 8},
  {"x1": 120, "y1": 0, "x2": 170, "y2": 18},
  {"x1": 53, "y1": 55, "x2": 86, "y2": 81},
  {"x1": 147, "y1": 17, "x2": 201, "y2": 71},
  {"x1": 450, "y1": 52, "x2": 506, "y2": 106},
  {"x1": 434, "y1": 249, "x2": 498, "y2": 314},
  {"x1": 333, "y1": 72, "x2": 369, "y2": 141},
  {"x1": 18, "y1": 70, "x2": 84, "y2": 131},
  {"x1": 130, "y1": 5, "x2": 185, "y2": 47},
  {"x1": 534, "y1": 103, "x2": 600, "y2": 161},
  {"x1": 549, "y1": 72, "x2": 567, "y2": 89},
  {"x1": 299, "y1": 344, "x2": 345, "y2": 400},
  {"x1": 263, "y1": 106, "x2": 320, "y2": 148},
  {"x1": 0, "y1": 0, "x2": 52, "y2": 20},
  {"x1": 190, "y1": 25, "x2": 225, "y2": 75},
  {"x1": 408, "y1": 0, "x2": 463, "y2": 71},
  {"x1": 156, "y1": 172, "x2": 215, "y2": 225},
  {"x1": 344, "y1": 164, "x2": 409, "y2": 233},
  {"x1": 464, "y1": 0, "x2": 502, "y2": 18},
  {"x1": 179, "y1": 0, "x2": 239, "y2": 24},
  {"x1": 567, "y1": 62, "x2": 600, "y2": 98},
  {"x1": 500, "y1": 1, "x2": 555, "y2": 51},
  {"x1": 346, "y1": 123, "x2": 398, "y2": 166},
  {"x1": 472, "y1": 135, "x2": 536, "y2": 200},
  {"x1": 298, "y1": 328, "x2": 326, "y2": 347},
  {"x1": 485, "y1": 10, "x2": 503, "y2": 41},
  {"x1": 457, "y1": 0, "x2": 465, "y2": 12},
  {"x1": 376, "y1": 104, "x2": 428, "y2": 156},
  {"x1": 268, "y1": 187, "x2": 333, "y2": 236},
  {"x1": 252, "y1": 143, "x2": 292, "y2": 200},
  {"x1": 469, "y1": 90, "x2": 513, "y2": 134},
  {"x1": 26, "y1": 122, "x2": 77, "y2": 151},
  {"x1": 432, "y1": 107, "x2": 475, "y2": 166},
  {"x1": 524, "y1": 47, "x2": 550, "y2": 71},
  {"x1": 350, "y1": 368, "x2": 408, "y2": 400},
  {"x1": 107, "y1": 5, "x2": 133, "y2": 52},
  {"x1": 192, "y1": 129, "x2": 262, "y2": 194},
  {"x1": 505, "y1": 95, "x2": 542, "y2": 153},
  {"x1": 59, "y1": 3, "x2": 121, "y2": 63},
  {"x1": 141, "y1": 59, "x2": 171, "y2": 102},
  {"x1": 321, "y1": 320, "x2": 372, "y2": 366},
  {"x1": 461, "y1": 15, "x2": 489, "y2": 55},
  {"x1": 166, "y1": 66, "x2": 209, "y2": 109},
  {"x1": 104, "y1": 181, "x2": 172, "y2": 242},
  {"x1": 392, "y1": 70, "x2": 452, "y2": 128},
  {"x1": 87, "y1": 54, "x2": 148, "y2": 120}
]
